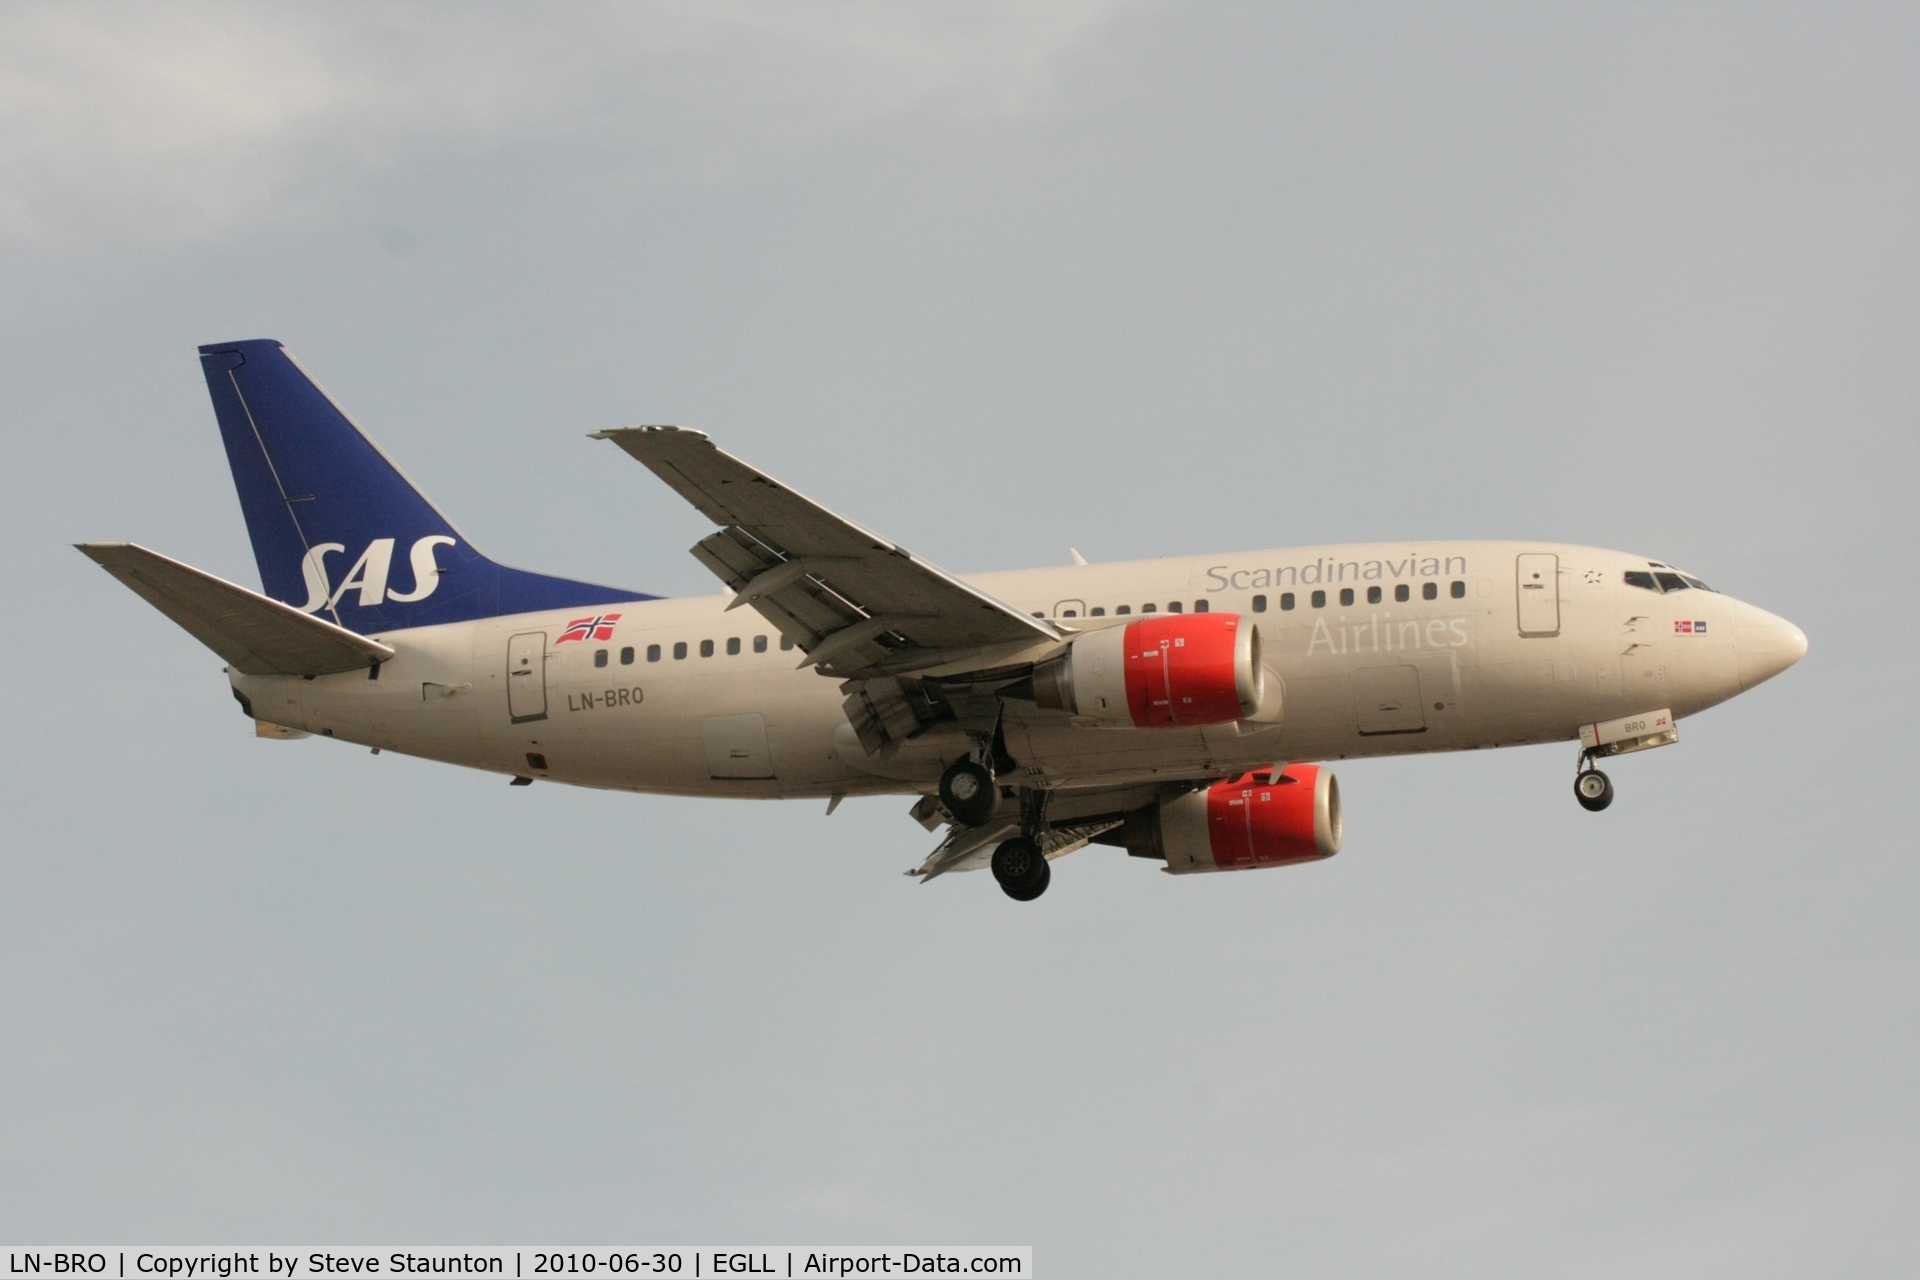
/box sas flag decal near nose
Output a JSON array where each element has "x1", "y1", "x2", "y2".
[{"x1": 558, "y1": 614, "x2": 623, "y2": 643}]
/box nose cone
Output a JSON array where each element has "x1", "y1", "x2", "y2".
[{"x1": 1732, "y1": 601, "x2": 1808, "y2": 691}]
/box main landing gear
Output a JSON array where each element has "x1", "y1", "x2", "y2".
[
  {"x1": 939, "y1": 757, "x2": 998, "y2": 827},
  {"x1": 991, "y1": 836, "x2": 1051, "y2": 901},
  {"x1": 1574, "y1": 758, "x2": 1614, "y2": 812},
  {"x1": 939, "y1": 747, "x2": 1051, "y2": 901}
]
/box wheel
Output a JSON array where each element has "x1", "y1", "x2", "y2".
[
  {"x1": 992, "y1": 839, "x2": 1050, "y2": 901},
  {"x1": 1002, "y1": 858, "x2": 1050, "y2": 901},
  {"x1": 1575, "y1": 769, "x2": 1614, "y2": 812},
  {"x1": 940, "y1": 758, "x2": 999, "y2": 827},
  {"x1": 991, "y1": 836, "x2": 1049, "y2": 899}
]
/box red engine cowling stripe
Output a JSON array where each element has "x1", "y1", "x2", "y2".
[
  {"x1": 1206, "y1": 764, "x2": 1326, "y2": 867},
  {"x1": 1121, "y1": 614, "x2": 1246, "y2": 728}
]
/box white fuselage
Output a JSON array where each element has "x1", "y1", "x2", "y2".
[{"x1": 231, "y1": 541, "x2": 1801, "y2": 800}]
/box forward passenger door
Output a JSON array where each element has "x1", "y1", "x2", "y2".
[{"x1": 1517, "y1": 553, "x2": 1560, "y2": 637}]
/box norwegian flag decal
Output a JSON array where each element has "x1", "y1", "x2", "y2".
[{"x1": 557, "y1": 613, "x2": 622, "y2": 643}]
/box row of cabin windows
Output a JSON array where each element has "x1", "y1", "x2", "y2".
[
  {"x1": 1043, "y1": 600, "x2": 1213, "y2": 618},
  {"x1": 592, "y1": 634, "x2": 797, "y2": 666},
  {"x1": 587, "y1": 578, "x2": 1481, "y2": 666},
  {"x1": 1254, "y1": 580, "x2": 1468, "y2": 611},
  {"x1": 1045, "y1": 580, "x2": 1468, "y2": 620}
]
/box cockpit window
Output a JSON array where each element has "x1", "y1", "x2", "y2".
[
  {"x1": 1654, "y1": 572, "x2": 1689, "y2": 592},
  {"x1": 1624, "y1": 570, "x2": 1660, "y2": 592},
  {"x1": 1679, "y1": 574, "x2": 1714, "y2": 592}
]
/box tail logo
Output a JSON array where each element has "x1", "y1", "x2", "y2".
[{"x1": 297, "y1": 536, "x2": 457, "y2": 612}]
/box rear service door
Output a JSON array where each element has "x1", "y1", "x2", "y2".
[
  {"x1": 507, "y1": 631, "x2": 548, "y2": 722},
  {"x1": 1517, "y1": 553, "x2": 1560, "y2": 636}
]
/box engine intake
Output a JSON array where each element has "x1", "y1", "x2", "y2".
[
  {"x1": 1031, "y1": 613, "x2": 1262, "y2": 729},
  {"x1": 1122, "y1": 764, "x2": 1341, "y2": 872}
]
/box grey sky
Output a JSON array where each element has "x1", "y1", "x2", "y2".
[{"x1": 3, "y1": 3, "x2": 1915, "y2": 1273}]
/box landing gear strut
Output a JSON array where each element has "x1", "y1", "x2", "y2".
[
  {"x1": 939, "y1": 757, "x2": 998, "y2": 827},
  {"x1": 1574, "y1": 760, "x2": 1614, "y2": 812},
  {"x1": 992, "y1": 836, "x2": 1050, "y2": 901}
]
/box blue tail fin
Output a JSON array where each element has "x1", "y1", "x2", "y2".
[{"x1": 200, "y1": 339, "x2": 650, "y2": 633}]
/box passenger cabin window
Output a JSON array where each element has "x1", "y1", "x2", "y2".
[
  {"x1": 700, "y1": 639, "x2": 714, "y2": 657},
  {"x1": 1252, "y1": 595, "x2": 1267, "y2": 613},
  {"x1": 1339, "y1": 588, "x2": 1355, "y2": 606},
  {"x1": 1167, "y1": 601, "x2": 1182, "y2": 613},
  {"x1": 620, "y1": 646, "x2": 634, "y2": 665},
  {"x1": 1281, "y1": 592, "x2": 1295, "y2": 610},
  {"x1": 726, "y1": 637, "x2": 741, "y2": 655},
  {"x1": 1655, "y1": 572, "x2": 1689, "y2": 592},
  {"x1": 1450, "y1": 580, "x2": 1466, "y2": 598},
  {"x1": 1116, "y1": 605, "x2": 1131, "y2": 615},
  {"x1": 1367, "y1": 586, "x2": 1382, "y2": 604},
  {"x1": 1624, "y1": 570, "x2": 1660, "y2": 592},
  {"x1": 647, "y1": 644, "x2": 661, "y2": 662},
  {"x1": 673, "y1": 642, "x2": 687, "y2": 660},
  {"x1": 1194, "y1": 599, "x2": 1209, "y2": 613},
  {"x1": 753, "y1": 635, "x2": 768, "y2": 653},
  {"x1": 1090, "y1": 607, "x2": 1106, "y2": 616},
  {"x1": 1142, "y1": 603, "x2": 1157, "y2": 613},
  {"x1": 1423, "y1": 582, "x2": 1438, "y2": 600},
  {"x1": 593, "y1": 649, "x2": 608, "y2": 668},
  {"x1": 1395, "y1": 584, "x2": 1409, "y2": 602},
  {"x1": 1311, "y1": 590, "x2": 1326, "y2": 608},
  {"x1": 780, "y1": 636, "x2": 794, "y2": 650}
]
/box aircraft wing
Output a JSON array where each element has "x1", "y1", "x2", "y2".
[
  {"x1": 910, "y1": 816, "x2": 1123, "y2": 883},
  {"x1": 76, "y1": 543, "x2": 395, "y2": 676},
  {"x1": 592, "y1": 426, "x2": 1061, "y2": 677}
]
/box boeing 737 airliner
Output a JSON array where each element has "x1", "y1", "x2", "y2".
[{"x1": 80, "y1": 340, "x2": 1808, "y2": 900}]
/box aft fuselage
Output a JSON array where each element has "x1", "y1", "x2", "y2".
[{"x1": 231, "y1": 541, "x2": 1804, "y2": 800}]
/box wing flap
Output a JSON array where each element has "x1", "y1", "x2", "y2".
[
  {"x1": 77, "y1": 543, "x2": 395, "y2": 676},
  {"x1": 592, "y1": 426, "x2": 1059, "y2": 676}
]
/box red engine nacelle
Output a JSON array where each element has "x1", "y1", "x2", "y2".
[
  {"x1": 1032, "y1": 613, "x2": 1262, "y2": 729},
  {"x1": 1121, "y1": 764, "x2": 1342, "y2": 872}
]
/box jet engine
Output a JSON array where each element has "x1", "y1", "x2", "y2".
[
  {"x1": 1029, "y1": 613, "x2": 1262, "y2": 729},
  {"x1": 1120, "y1": 764, "x2": 1341, "y2": 873}
]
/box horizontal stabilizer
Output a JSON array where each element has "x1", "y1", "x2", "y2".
[{"x1": 76, "y1": 543, "x2": 395, "y2": 676}]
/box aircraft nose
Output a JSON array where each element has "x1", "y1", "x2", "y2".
[{"x1": 1731, "y1": 600, "x2": 1808, "y2": 691}]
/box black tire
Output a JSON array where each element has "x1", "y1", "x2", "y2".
[
  {"x1": 940, "y1": 758, "x2": 999, "y2": 827},
  {"x1": 999, "y1": 852, "x2": 1051, "y2": 901},
  {"x1": 1575, "y1": 769, "x2": 1614, "y2": 812},
  {"x1": 991, "y1": 836, "x2": 1045, "y2": 889}
]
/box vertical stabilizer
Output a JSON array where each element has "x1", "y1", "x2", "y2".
[{"x1": 200, "y1": 339, "x2": 649, "y2": 633}]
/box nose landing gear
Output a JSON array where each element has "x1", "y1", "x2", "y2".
[
  {"x1": 1574, "y1": 761, "x2": 1614, "y2": 812},
  {"x1": 991, "y1": 836, "x2": 1051, "y2": 901}
]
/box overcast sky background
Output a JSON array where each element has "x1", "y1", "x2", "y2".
[{"x1": 2, "y1": 3, "x2": 1915, "y2": 1274}]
